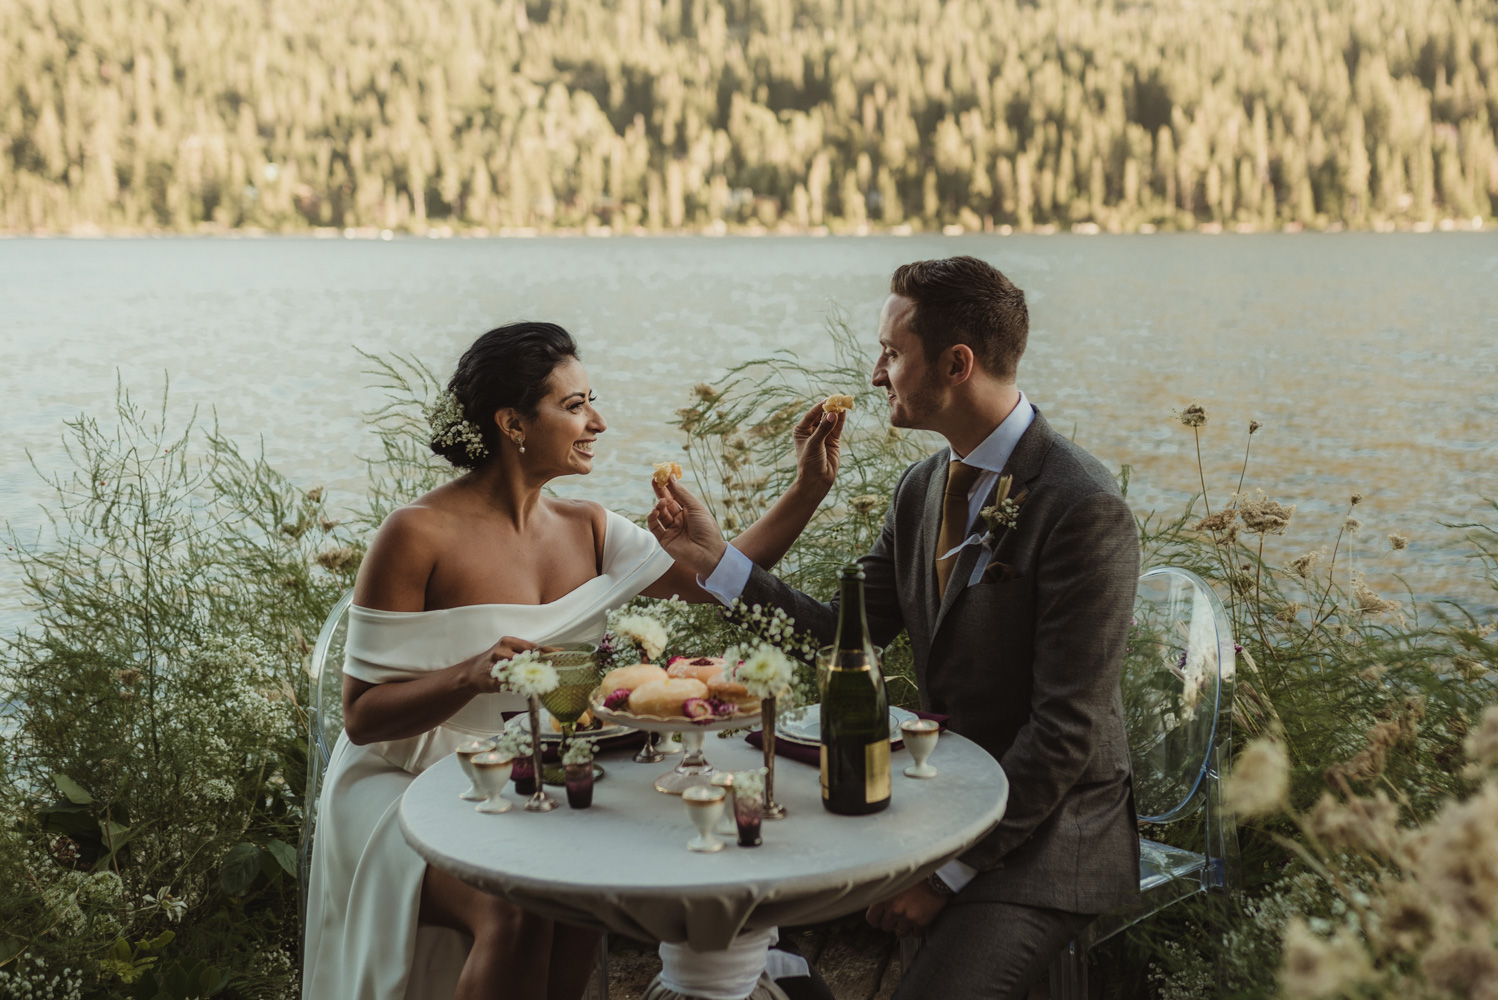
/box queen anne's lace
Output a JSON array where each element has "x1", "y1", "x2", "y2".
[{"x1": 426, "y1": 389, "x2": 489, "y2": 461}]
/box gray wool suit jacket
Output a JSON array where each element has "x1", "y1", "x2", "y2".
[{"x1": 740, "y1": 409, "x2": 1140, "y2": 914}]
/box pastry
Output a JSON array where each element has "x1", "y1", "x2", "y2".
[
  {"x1": 652, "y1": 461, "x2": 683, "y2": 486},
  {"x1": 628, "y1": 677, "x2": 709, "y2": 717},
  {"x1": 600, "y1": 662, "x2": 668, "y2": 694},
  {"x1": 667, "y1": 655, "x2": 726, "y2": 684},
  {"x1": 707, "y1": 675, "x2": 759, "y2": 712},
  {"x1": 823, "y1": 394, "x2": 855, "y2": 414}
]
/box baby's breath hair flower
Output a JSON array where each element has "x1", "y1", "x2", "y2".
[
  {"x1": 1225, "y1": 737, "x2": 1289, "y2": 818},
  {"x1": 1240, "y1": 492, "x2": 1296, "y2": 535},
  {"x1": 1388, "y1": 533, "x2": 1409, "y2": 551},
  {"x1": 1343, "y1": 516, "x2": 1362, "y2": 535},
  {"x1": 1177, "y1": 403, "x2": 1208, "y2": 428},
  {"x1": 427, "y1": 388, "x2": 489, "y2": 461}
]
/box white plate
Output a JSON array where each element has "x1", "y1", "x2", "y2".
[
  {"x1": 775, "y1": 705, "x2": 920, "y2": 746},
  {"x1": 507, "y1": 711, "x2": 629, "y2": 743}
]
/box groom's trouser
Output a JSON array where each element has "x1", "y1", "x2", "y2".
[{"x1": 892, "y1": 900, "x2": 1094, "y2": 1000}]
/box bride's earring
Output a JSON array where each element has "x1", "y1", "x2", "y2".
[{"x1": 516, "y1": 435, "x2": 526, "y2": 454}]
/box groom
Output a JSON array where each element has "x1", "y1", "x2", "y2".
[{"x1": 651, "y1": 256, "x2": 1140, "y2": 998}]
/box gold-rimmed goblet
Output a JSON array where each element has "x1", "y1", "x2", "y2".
[
  {"x1": 900, "y1": 719, "x2": 941, "y2": 778},
  {"x1": 471, "y1": 751, "x2": 515, "y2": 813},
  {"x1": 537, "y1": 644, "x2": 602, "y2": 786},
  {"x1": 455, "y1": 738, "x2": 498, "y2": 801}
]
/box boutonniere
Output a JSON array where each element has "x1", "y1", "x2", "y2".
[{"x1": 979, "y1": 476, "x2": 1028, "y2": 534}]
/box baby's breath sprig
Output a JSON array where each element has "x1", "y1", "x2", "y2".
[
  {"x1": 562, "y1": 738, "x2": 597, "y2": 767},
  {"x1": 426, "y1": 388, "x2": 489, "y2": 461},
  {"x1": 722, "y1": 599, "x2": 821, "y2": 710}
]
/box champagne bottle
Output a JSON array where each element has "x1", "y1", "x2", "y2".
[{"x1": 820, "y1": 564, "x2": 891, "y2": 815}]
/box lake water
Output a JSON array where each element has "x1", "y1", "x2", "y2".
[{"x1": 3, "y1": 232, "x2": 1497, "y2": 640}]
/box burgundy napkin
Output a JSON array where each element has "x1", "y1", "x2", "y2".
[{"x1": 745, "y1": 710, "x2": 949, "y2": 766}]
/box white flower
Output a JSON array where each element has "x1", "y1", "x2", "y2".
[
  {"x1": 491, "y1": 650, "x2": 559, "y2": 697},
  {"x1": 611, "y1": 613, "x2": 670, "y2": 662},
  {"x1": 733, "y1": 767, "x2": 768, "y2": 801},
  {"x1": 735, "y1": 645, "x2": 793, "y2": 699},
  {"x1": 562, "y1": 739, "x2": 596, "y2": 766}
]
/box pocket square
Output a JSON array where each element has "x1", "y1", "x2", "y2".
[{"x1": 980, "y1": 560, "x2": 1023, "y2": 584}]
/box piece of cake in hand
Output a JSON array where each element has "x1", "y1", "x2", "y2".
[
  {"x1": 629, "y1": 677, "x2": 709, "y2": 717},
  {"x1": 652, "y1": 461, "x2": 683, "y2": 487},
  {"x1": 823, "y1": 394, "x2": 855, "y2": 414}
]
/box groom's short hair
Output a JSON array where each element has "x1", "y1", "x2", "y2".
[{"x1": 889, "y1": 256, "x2": 1028, "y2": 380}]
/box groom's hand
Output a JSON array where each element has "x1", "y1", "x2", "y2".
[
  {"x1": 865, "y1": 881, "x2": 949, "y2": 937},
  {"x1": 648, "y1": 476, "x2": 728, "y2": 577},
  {"x1": 792, "y1": 404, "x2": 845, "y2": 495}
]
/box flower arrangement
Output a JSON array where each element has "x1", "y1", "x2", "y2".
[
  {"x1": 490, "y1": 650, "x2": 559, "y2": 697},
  {"x1": 732, "y1": 767, "x2": 768, "y2": 802},
  {"x1": 562, "y1": 739, "x2": 597, "y2": 767},
  {"x1": 730, "y1": 644, "x2": 795, "y2": 700}
]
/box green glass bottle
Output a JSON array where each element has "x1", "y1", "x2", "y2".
[{"x1": 820, "y1": 564, "x2": 891, "y2": 815}]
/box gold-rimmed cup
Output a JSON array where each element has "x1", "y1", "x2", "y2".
[
  {"x1": 683, "y1": 785, "x2": 727, "y2": 853},
  {"x1": 471, "y1": 751, "x2": 516, "y2": 813},
  {"x1": 455, "y1": 738, "x2": 498, "y2": 800},
  {"x1": 900, "y1": 719, "x2": 941, "y2": 778}
]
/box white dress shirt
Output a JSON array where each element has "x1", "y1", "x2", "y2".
[{"x1": 698, "y1": 392, "x2": 1035, "y2": 893}]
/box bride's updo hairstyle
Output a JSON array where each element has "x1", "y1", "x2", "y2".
[{"x1": 430, "y1": 322, "x2": 580, "y2": 469}]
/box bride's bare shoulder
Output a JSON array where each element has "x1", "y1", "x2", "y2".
[
  {"x1": 548, "y1": 498, "x2": 608, "y2": 563},
  {"x1": 354, "y1": 490, "x2": 466, "y2": 609}
]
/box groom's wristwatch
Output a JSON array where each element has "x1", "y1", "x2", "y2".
[{"x1": 926, "y1": 873, "x2": 956, "y2": 897}]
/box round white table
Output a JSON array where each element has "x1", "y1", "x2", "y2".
[{"x1": 400, "y1": 732, "x2": 1007, "y2": 951}]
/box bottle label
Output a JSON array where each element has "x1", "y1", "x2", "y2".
[{"x1": 866, "y1": 740, "x2": 891, "y2": 801}]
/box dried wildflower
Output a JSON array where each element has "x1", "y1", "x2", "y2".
[
  {"x1": 1352, "y1": 575, "x2": 1400, "y2": 618},
  {"x1": 305, "y1": 486, "x2": 325, "y2": 503},
  {"x1": 1280, "y1": 917, "x2": 1372, "y2": 999},
  {"x1": 1349, "y1": 492, "x2": 1363, "y2": 506},
  {"x1": 1343, "y1": 516, "x2": 1362, "y2": 535},
  {"x1": 1249, "y1": 419, "x2": 1262, "y2": 434},
  {"x1": 319, "y1": 516, "x2": 340, "y2": 532},
  {"x1": 1420, "y1": 939, "x2": 1498, "y2": 1000},
  {"x1": 724, "y1": 513, "x2": 740, "y2": 531},
  {"x1": 426, "y1": 388, "x2": 489, "y2": 460},
  {"x1": 1226, "y1": 738, "x2": 1289, "y2": 818},
  {"x1": 315, "y1": 546, "x2": 361, "y2": 572},
  {"x1": 115, "y1": 668, "x2": 142, "y2": 686},
  {"x1": 1177, "y1": 403, "x2": 1208, "y2": 428},
  {"x1": 1192, "y1": 509, "x2": 1238, "y2": 534},
  {"x1": 280, "y1": 520, "x2": 307, "y2": 539},
  {"x1": 1288, "y1": 550, "x2": 1323, "y2": 579},
  {"x1": 675, "y1": 406, "x2": 702, "y2": 432},
  {"x1": 692, "y1": 383, "x2": 721, "y2": 401},
  {"x1": 849, "y1": 494, "x2": 884, "y2": 515},
  {"x1": 1275, "y1": 602, "x2": 1304, "y2": 623},
  {"x1": 1307, "y1": 790, "x2": 1401, "y2": 860},
  {"x1": 1388, "y1": 533, "x2": 1408, "y2": 550},
  {"x1": 885, "y1": 427, "x2": 903, "y2": 443},
  {"x1": 1240, "y1": 492, "x2": 1296, "y2": 535},
  {"x1": 1409, "y1": 782, "x2": 1498, "y2": 923},
  {"x1": 1465, "y1": 705, "x2": 1498, "y2": 768}
]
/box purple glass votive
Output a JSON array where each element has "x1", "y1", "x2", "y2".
[
  {"x1": 735, "y1": 796, "x2": 764, "y2": 847},
  {"x1": 565, "y1": 763, "x2": 594, "y2": 808},
  {"x1": 511, "y1": 757, "x2": 537, "y2": 796}
]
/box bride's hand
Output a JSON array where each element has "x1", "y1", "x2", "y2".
[
  {"x1": 468, "y1": 636, "x2": 541, "y2": 694},
  {"x1": 648, "y1": 476, "x2": 728, "y2": 577},
  {"x1": 792, "y1": 404, "x2": 844, "y2": 495}
]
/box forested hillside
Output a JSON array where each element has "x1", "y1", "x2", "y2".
[{"x1": 3, "y1": 0, "x2": 1495, "y2": 233}]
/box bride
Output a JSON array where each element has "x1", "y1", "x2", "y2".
[{"x1": 302, "y1": 321, "x2": 843, "y2": 1000}]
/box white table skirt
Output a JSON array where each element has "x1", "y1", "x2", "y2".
[{"x1": 400, "y1": 733, "x2": 1007, "y2": 951}]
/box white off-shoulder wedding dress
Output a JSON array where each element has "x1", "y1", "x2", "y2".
[{"x1": 302, "y1": 510, "x2": 674, "y2": 1000}]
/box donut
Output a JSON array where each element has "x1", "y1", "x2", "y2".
[
  {"x1": 600, "y1": 663, "x2": 668, "y2": 694},
  {"x1": 667, "y1": 655, "x2": 726, "y2": 685},
  {"x1": 628, "y1": 678, "x2": 709, "y2": 717},
  {"x1": 707, "y1": 676, "x2": 759, "y2": 712},
  {"x1": 823, "y1": 394, "x2": 855, "y2": 414}
]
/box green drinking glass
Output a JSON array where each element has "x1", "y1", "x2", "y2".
[{"x1": 537, "y1": 643, "x2": 602, "y2": 785}]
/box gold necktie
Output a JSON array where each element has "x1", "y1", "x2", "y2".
[{"x1": 935, "y1": 461, "x2": 983, "y2": 598}]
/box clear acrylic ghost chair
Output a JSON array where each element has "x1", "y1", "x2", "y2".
[
  {"x1": 1050, "y1": 566, "x2": 1240, "y2": 999},
  {"x1": 295, "y1": 589, "x2": 611, "y2": 1000}
]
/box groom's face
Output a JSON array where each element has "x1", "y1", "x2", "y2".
[{"x1": 872, "y1": 294, "x2": 942, "y2": 430}]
